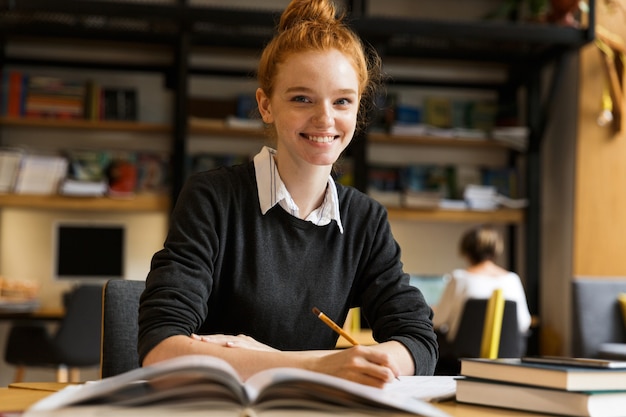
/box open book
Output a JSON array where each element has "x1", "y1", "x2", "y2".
[{"x1": 25, "y1": 355, "x2": 450, "y2": 417}]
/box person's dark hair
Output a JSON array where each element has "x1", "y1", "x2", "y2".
[
  {"x1": 257, "y1": 0, "x2": 383, "y2": 135},
  {"x1": 459, "y1": 224, "x2": 503, "y2": 265}
]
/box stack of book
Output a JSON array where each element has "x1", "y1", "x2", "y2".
[
  {"x1": 24, "y1": 75, "x2": 86, "y2": 119},
  {"x1": 457, "y1": 356, "x2": 626, "y2": 417},
  {"x1": 463, "y1": 184, "x2": 498, "y2": 210}
]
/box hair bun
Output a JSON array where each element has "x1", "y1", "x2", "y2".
[{"x1": 278, "y1": 0, "x2": 339, "y2": 33}]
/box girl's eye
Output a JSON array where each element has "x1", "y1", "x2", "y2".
[
  {"x1": 292, "y1": 96, "x2": 310, "y2": 103},
  {"x1": 335, "y1": 98, "x2": 352, "y2": 106}
]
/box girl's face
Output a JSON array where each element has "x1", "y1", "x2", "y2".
[{"x1": 256, "y1": 48, "x2": 360, "y2": 169}]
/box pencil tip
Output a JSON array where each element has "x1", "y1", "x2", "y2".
[{"x1": 312, "y1": 307, "x2": 321, "y2": 316}]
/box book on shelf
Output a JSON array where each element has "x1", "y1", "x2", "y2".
[
  {"x1": 403, "y1": 190, "x2": 442, "y2": 209},
  {"x1": 13, "y1": 154, "x2": 68, "y2": 195},
  {"x1": 456, "y1": 377, "x2": 626, "y2": 417},
  {"x1": 368, "y1": 189, "x2": 402, "y2": 207},
  {"x1": 438, "y1": 199, "x2": 467, "y2": 210},
  {"x1": 401, "y1": 164, "x2": 454, "y2": 203},
  {"x1": 0, "y1": 148, "x2": 23, "y2": 193},
  {"x1": 459, "y1": 357, "x2": 626, "y2": 391},
  {"x1": 368, "y1": 164, "x2": 402, "y2": 207},
  {"x1": 4, "y1": 70, "x2": 27, "y2": 117},
  {"x1": 65, "y1": 149, "x2": 109, "y2": 182},
  {"x1": 190, "y1": 152, "x2": 249, "y2": 174},
  {"x1": 59, "y1": 179, "x2": 107, "y2": 197},
  {"x1": 463, "y1": 184, "x2": 498, "y2": 210},
  {"x1": 390, "y1": 123, "x2": 427, "y2": 136},
  {"x1": 106, "y1": 155, "x2": 138, "y2": 199},
  {"x1": 423, "y1": 97, "x2": 452, "y2": 128},
  {"x1": 102, "y1": 88, "x2": 137, "y2": 121},
  {"x1": 225, "y1": 115, "x2": 264, "y2": 130},
  {"x1": 24, "y1": 355, "x2": 450, "y2": 417},
  {"x1": 60, "y1": 149, "x2": 110, "y2": 197},
  {"x1": 491, "y1": 126, "x2": 529, "y2": 151},
  {"x1": 136, "y1": 151, "x2": 170, "y2": 194},
  {"x1": 25, "y1": 75, "x2": 86, "y2": 120},
  {"x1": 481, "y1": 166, "x2": 518, "y2": 199}
]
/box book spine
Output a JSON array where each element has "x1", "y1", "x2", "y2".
[
  {"x1": 7, "y1": 71, "x2": 23, "y2": 117},
  {"x1": 0, "y1": 71, "x2": 8, "y2": 115}
]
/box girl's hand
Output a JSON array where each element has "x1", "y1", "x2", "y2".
[
  {"x1": 191, "y1": 333, "x2": 279, "y2": 352},
  {"x1": 309, "y1": 345, "x2": 400, "y2": 388}
]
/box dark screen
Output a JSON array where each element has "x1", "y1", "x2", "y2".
[{"x1": 55, "y1": 225, "x2": 124, "y2": 279}]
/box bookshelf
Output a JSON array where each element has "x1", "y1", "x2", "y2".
[
  {"x1": 0, "y1": 193, "x2": 169, "y2": 212},
  {"x1": 368, "y1": 132, "x2": 515, "y2": 149},
  {"x1": 0, "y1": 117, "x2": 170, "y2": 134},
  {"x1": 0, "y1": 1, "x2": 596, "y2": 354},
  {"x1": 386, "y1": 207, "x2": 523, "y2": 224}
]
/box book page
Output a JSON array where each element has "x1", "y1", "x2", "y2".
[
  {"x1": 27, "y1": 356, "x2": 247, "y2": 411},
  {"x1": 244, "y1": 368, "x2": 450, "y2": 417},
  {"x1": 386, "y1": 376, "x2": 457, "y2": 402}
]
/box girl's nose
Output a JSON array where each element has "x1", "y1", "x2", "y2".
[{"x1": 313, "y1": 103, "x2": 333, "y2": 126}]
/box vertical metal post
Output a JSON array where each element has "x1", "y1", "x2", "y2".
[
  {"x1": 525, "y1": 62, "x2": 542, "y2": 355},
  {"x1": 346, "y1": 0, "x2": 367, "y2": 17},
  {"x1": 170, "y1": 1, "x2": 190, "y2": 207}
]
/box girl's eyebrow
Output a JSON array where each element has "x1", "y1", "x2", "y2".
[
  {"x1": 284, "y1": 86, "x2": 311, "y2": 94},
  {"x1": 284, "y1": 86, "x2": 358, "y2": 95}
]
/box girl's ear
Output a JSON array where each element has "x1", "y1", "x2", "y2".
[{"x1": 256, "y1": 88, "x2": 273, "y2": 124}]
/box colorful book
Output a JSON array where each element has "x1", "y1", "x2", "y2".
[
  {"x1": 459, "y1": 358, "x2": 626, "y2": 391},
  {"x1": 24, "y1": 75, "x2": 85, "y2": 119},
  {"x1": 456, "y1": 377, "x2": 626, "y2": 417}
]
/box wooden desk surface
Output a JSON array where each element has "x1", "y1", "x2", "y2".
[
  {"x1": 0, "y1": 306, "x2": 64, "y2": 320},
  {"x1": 0, "y1": 382, "x2": 557, "y2": 416}
]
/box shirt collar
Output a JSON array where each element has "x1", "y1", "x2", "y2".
[{"x1": 253, "y1": 146, "x2": 344, "y2": 234}]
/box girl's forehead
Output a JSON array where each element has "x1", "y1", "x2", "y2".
[{"x1": 275, "y1": 49, "x2": 359, "y2": 82}]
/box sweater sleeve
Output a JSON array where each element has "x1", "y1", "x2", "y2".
[
  {"x1": 137, "y1": 172, "x2": 220, "y2": 363},
  {"x1": 355, "y1": 202, "x2": 439, "y2": 375}
]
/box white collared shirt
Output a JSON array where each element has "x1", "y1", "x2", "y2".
[{"x1": 253, "y1": 146, "x2": 344, "y2": 234}]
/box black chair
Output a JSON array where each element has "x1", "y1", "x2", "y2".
[
  {"x1": 435, "y1": 299, "x2": 526, "y2": 375},
  {"x1": 100, "y1": 279, "x2": 145, "y2": 378},
  {"x1": 572, "y1": 278, "x2": 626, "y2": 359},
  {"x1": 4, "y1": 284, "x2": 103, "y2": 382}
]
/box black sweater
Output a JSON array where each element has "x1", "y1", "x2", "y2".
[{"x1": 138, "y1": 162, "x2": 438, "y2": 374}]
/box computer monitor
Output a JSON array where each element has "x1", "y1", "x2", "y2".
[
  {"x1": 408, "y1": 274, "x2": 448, "y2": 306},
  {"x1": 53, "y1": 222, "x2": 125, "y2": 283}
]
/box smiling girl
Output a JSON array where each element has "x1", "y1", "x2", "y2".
[{"x1": 138, "y1": 0, "x2": 438, "y2": 388}]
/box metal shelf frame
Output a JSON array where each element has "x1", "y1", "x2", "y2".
[{"x1": 1, "y1": 0, "x2": 597, "y2": 354}]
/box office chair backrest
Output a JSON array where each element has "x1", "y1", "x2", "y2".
[
  {"x1": 452, "y1": 298, "x2": 523, "y2": 359},
  {"x1": 572, "y1": 278, "x2": 626, "y2": 357},
  {"x1": 54, "y1": 284, "x2": 103, "y2": 367},
  {"x1": 100, "y1": 279, "x2": 145, "y2": 378}
]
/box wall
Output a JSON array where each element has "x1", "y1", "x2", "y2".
[
  {"x1": 542, "y1": 0, "x2": 626, "y2": 356},
  {"x1": 574, "y1": 2, "x2": 626, "y2": 275}
]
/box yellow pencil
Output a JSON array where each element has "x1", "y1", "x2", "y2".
[{"x1": 312, "y1": 307, "x2": 360, "y2": 346}]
